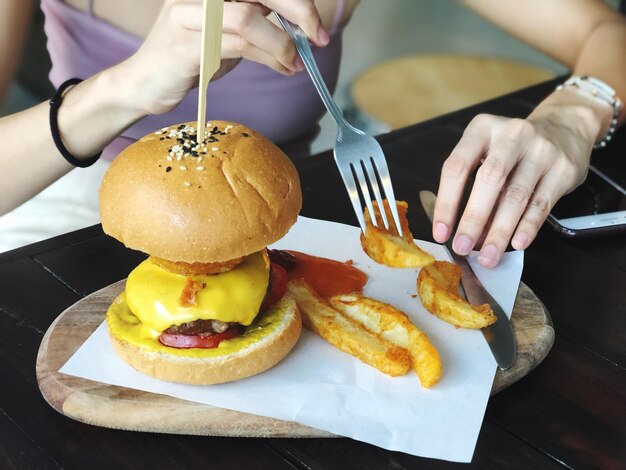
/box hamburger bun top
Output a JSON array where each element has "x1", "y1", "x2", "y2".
[{"x1": 99, "y1": 121, "x2": 301, "y2": 263}]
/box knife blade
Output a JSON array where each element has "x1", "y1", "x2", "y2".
[{"x1": 419, "y1": 190, "x2": 516, "y2": 370}]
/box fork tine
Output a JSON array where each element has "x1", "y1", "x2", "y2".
[
  {"x1": 351, "y1": 161, "x2": 378, "y2": 230},
  {"x1": 371, "y1": 156, "x2": 404, "y2": 237},
  {"x1": 361, "y1": 158, "x2": 389, "y2": 231},
  {"x1": 335, "y1": 157, "x2": 368, "y2": 233}
]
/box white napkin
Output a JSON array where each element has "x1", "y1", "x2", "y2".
[{"x1": 61, "y1": 216, "x2": 524, "y2": 463}]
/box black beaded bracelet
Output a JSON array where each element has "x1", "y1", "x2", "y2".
[{"x1": 49, "y1": 78, "x2": 102, "y2": 168}]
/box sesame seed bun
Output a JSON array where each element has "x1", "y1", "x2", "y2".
[{"x1": 99, "y1": 121, "x2": 301, "y2": 263}]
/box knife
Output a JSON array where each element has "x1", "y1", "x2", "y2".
[{"x1": 419, "y1": 190, "x2": 516, "y2": 370}]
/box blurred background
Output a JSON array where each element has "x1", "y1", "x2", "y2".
[
  {"x1": 3, "y1": 0, "x2": 621, "y2": 152},
  {"x1": 311, "y1": 0, "x2": 571, "y2": 153}
]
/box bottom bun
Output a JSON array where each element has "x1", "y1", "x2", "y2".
[{"x1": 107, "y1": 293, "x2": 301, "y2": 385}]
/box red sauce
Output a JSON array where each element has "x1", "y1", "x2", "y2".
[{"x1": 286, "y1": 250, "x2": 367, "y2": 298}]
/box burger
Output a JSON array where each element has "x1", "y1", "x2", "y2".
[{"x1": 99, "y1": 121, "x2": 302, "y2": 384}]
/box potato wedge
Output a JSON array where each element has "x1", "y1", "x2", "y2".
[
  {"x1": 329, "y1": 294, "x2": 441, "y2": 388},
  {"x1": 417, "y1": 261, "x2": 496, "y2": 329},
  {"x1": 287, "y1": 279, "x2": 411, "y2": 377},
  {"x1": 360, "y1": 200, "x2": 435, "y2": 268}
]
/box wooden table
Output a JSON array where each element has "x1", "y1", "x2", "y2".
[{"x1": 1, "y1": 79, "x2": 624, "y2": 469}]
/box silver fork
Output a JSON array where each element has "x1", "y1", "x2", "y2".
[{"x1": 275, "y1": 13, "x2": 403, "y2": 236}]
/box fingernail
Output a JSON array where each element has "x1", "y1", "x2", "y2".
[
  {"x1": 453, "y1": 234, "x2": 473, "y2": 255},
  {"x1": 317, "y1": 25, "x2": 330, "y2": 46},
  {"x1": 433, "y1": 222, "x2": 449, "y2": 242},
  {"x1": 478, "y1": 244, "x2": 499, "y2": 268},
  {"x1": 292, "y1": 56, "x2": 305, "y2": 71},
  {"x1": 512, "y1": 232, "x2": 530, "y2": 250}
]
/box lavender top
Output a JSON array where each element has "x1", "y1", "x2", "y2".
[{"x1": 40, "y1": 0, "x2": 345, "y2": 159}]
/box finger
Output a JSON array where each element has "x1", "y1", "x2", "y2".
[
  {"x1": 246, "y1": 0, "x2": 329, "y2": 46},
  {"x1": 223, "y1": 3, "x2": 301, "y2": 72},
  {"x1": 474, "y1": 208, "x2": 496, "y2": 249},
  {"x1": 453, "y1": 119, "x2": 532, "y2": 255},
  {"x1": 167, "y1": 2, "x2": 203, "y2": 30},
  {"x1": 511, "y1": 165, "x2": 576, "y2": 250},
  {"x1": 221, "y1": 33, "x2": 293, "y2": 75},
  {"x1": 433, "y1": 114, "x2": 495, "y2": 243},
  {"x1": 476, "y1": 157, "x2": 546, "y2": 267}
]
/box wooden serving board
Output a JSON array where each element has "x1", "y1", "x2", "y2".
[{"x1": 36, "y1": 280, "x2": 554, "y2": 437}]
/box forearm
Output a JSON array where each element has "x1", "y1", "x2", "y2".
[
  {"x1": 463, "y1": 0, "x2": 626, "y2": 125},
  {"x1": 528, "y1": 20, "x2": 625, "y2": 145},
  {"x1": 573, "y1": 18, "x2": 626, "y2": 122},
  {"x1": 0, "y1": 66, "x2": 143, "y2": 215}
]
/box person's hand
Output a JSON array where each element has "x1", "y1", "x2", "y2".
[
  {"x1": 114, "y1": 0, "x2": 327, "y2": 116},
  {"x1": 432, "y1": 86, "x2": 612, "y2": 268}
]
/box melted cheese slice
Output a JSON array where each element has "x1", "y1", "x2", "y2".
[
  {"x1": 106, "y1": 292, "x2": 291, "y2": 358},
  {"x1": 125, "y1": 251, "x2": 269, "y2": 334}
]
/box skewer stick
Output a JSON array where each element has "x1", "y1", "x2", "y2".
[{"x1": 197, "y1": 0, "x2": 224, "y2": 145}]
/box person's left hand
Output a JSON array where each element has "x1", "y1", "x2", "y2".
[{"x1": 431, "y1": 86, "x2": 611, "y2": 268}]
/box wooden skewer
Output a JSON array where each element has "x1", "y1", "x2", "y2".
[{"x1": 197, "y1": 0, "x2": 224, "y2": 146}]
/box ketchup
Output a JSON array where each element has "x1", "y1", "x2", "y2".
[{"x1": 281, "y1": 250, "x2": 367, "y2": 298}]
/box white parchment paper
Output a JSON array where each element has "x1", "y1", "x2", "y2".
[{"x1": 60, "y1": 216, "x2": 523, "y2": 463}]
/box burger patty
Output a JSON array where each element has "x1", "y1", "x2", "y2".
[
  {"x1": 163, "y1": 318, "x2": 234, "y2": 335},
  {"x1": 165, "y1": 259, "x2": 290, "y2": 338}
]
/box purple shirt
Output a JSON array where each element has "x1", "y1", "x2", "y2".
[{"x1": 40, "y1": 0, "x2": 344, "y2": 159}]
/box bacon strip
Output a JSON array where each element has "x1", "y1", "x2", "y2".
[{"x1": 179, "y1": 279, "x2": 207, "y2": 307}]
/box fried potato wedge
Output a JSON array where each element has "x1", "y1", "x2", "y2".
[
  {"x1": 417, "y1": 261, "x2": 496, "y2": 329},
  {"x1": 360, "y1": 200, "x2": 435, "y2": 268},
  {"x1": 329, "y1": 293, "x2": 441, "y2": 388},
  {"x1": 287, "y1": 279, "x2": 411, "y2": 377}
]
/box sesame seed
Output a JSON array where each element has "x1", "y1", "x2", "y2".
[
  {"x1": 211, "y1": 147, "x2": 219, "y2": 151},
  {"x1": 184, "y1": 181, "x2": 191, "y2": 187},
  {"x1": 198, "y1": 157, "x2": 203, "y2": 162},
  {"x1": 176, "y1": 155, "x2": 182, "y2": 161},
  {"x1": 155, "y1": 131, "x2": 163, "y2": 135},
  {"x1": 226, "y1": 125, "x2": 233, "y2": 129},
  {"x1": 166, "y1": 156, "x2": 172, "y2": 161},
  {"x1": 180, "y1": 165, "x2": 187, "y2": 170},
  {"x1": 197, "y1": 166, "x2": 204, "y2": 171}
]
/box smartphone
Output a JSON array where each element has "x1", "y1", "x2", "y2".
[{"x1": 547, "y1": 165, "x2": 626, "y2": 237}]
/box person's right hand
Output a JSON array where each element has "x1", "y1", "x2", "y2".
[{"x1": 115, "y1": 0, "x2": 328, "y2": 116}]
